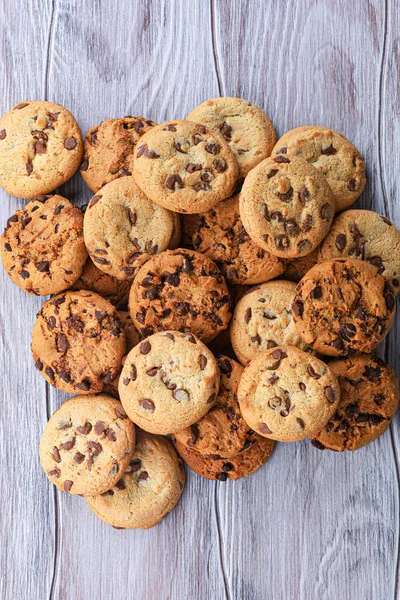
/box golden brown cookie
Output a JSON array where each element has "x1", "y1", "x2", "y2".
[
  {"x1": 80, "y1": 116, "x2": 156, "y2": 192},
  {"x1": 239, "y1": 155, "x2": 334, "y2": 258},
  {"x1": 283, "y1": 248, "x2": 319, "y2": 282},
  {"x1": 187, "y1": 97, "x2": 276, "y2": 177},
  {"x1": 272, "y1": 126, "x2": 366, "y2": 212},
  {"x1": 39, "y1": 394, "x2": 135, "y2": 496},
  {"x1": 318, "y1": 210, "x2": 400, "y2": 294},
  {"x1": 192, "y1": 195, "x2": 286, "y2": 285},
  {"x1": 32, "y1": 291, "x2": 126, "y2": 394},
  {"x1": 83, "y1": 177, "x2": 176, "y2": 280},
  {"x1": 0, "y1": 101, "x2": 82, "y2": 198},
  {"x1": 118, "y1": 331, "x2": 220, "y2": 435},
  {"x1": 129, "y1": 249, "x2": 231, "y2": 343},
  {"x1": 292, "y1": 258, "x2": 396, "y2": 356},
  {"x1": 86, "y1": 430, "x2": 185, "y2": 529},
  {"x1": 173, "y1": 355, "x2": 256, "y2": 459},
  {"x1": 238, "y1": 346, "x2": 340, "y2": 442},
  {"x1": 230, "y1": 280, "x2": 312, "y2": 366},
  {"x1": 312, "y1": 355, "x2": 399, "y2": 451},
  {"x1": 172, "y1": 434, "x2": 275, "y2": 481},
  {"x1": 132, "y1": 120, "x2": 239, "y2": 213},
  {"x1": 1, "y1": 194, "x2": 87, "y2": 295},
  {"x1": 69, "y1": 258, "x2": 131, "y2": 309}
]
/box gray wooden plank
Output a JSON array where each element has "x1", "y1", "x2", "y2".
[
  {"x1": 0, "y1": 2, "x2": 57, "y2": 599},
  {"x1": 213, "y1": 1, "x2": 400, "y2": 599}
]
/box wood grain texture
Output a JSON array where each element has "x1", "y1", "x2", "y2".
[{"x1": 0, "y1": 1, "x2": 399, "y2": 599}]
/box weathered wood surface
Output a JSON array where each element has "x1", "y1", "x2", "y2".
[{"x1": 0, "y1": 1, "x2": 399, "y2": 599}]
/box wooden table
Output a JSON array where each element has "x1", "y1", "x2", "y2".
[{"x1": 1, "y1": 1, "x2": 399, "y2": 598}]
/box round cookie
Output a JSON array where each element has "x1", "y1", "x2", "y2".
[
  {"x1": 32, "y1": 290, "x2": 126, "y2": 394},
  {"x1": 132, "y1": 120, "x2": 239, "y2": 213},
  {"x1": 318, "y1": 210, "x2": 400, "y2": 294},
  {"x1": 86, "y1": 430, "x2": 185, "y2": 529},
  {"x1": 173, "y1": 355, "x2": 256, "y2": 459},
  {"x1": 238, "y1": 346, "x2": 340, "y2": 442},
  {"x1": 39, "y1": 394, "x2": 135, "y2": 496},
  {"x1": 272, "y1": 126, "x2": 366, "y2": 212},
  {"x1": 283, "y1": 248, "x2": 319, "y2": 283},
  {"x1": 230, "y1": 280, "x2": 312, "y2": 366},
  {"x1": 129, "y1": 249, "x2": 231, "y2": 343},
  {"x1": 239, "y1": 155, "x2": 335, "y2": 258},
  {"x1": 187, "y1": 97, "x2": 276, "y2": 177},
  {"x1": 118, "y1": 331, "x2": 220, "y2": 435},
  {"x1": 192, "y1": 195, "x2": 286, "y2": 285},
  {"x1": 172, "y1": 434, "x2": 275, "y2": 481},
  {"x1": 0, "y1": 101, "x2": 83, "y2": 198},
  {"x1": 1, "y1": 194, "x2": 87, "y2": 295},
  {"x1": 80, "y1": 116, "x2": 156, "y2": 192},
  {"x1": 312, "y1": 355, "x2": 399, "y2": 451},
  {"x1": 83, "y1": 178, "x2": 176, "y2": 280},
  {"x1": 292, "y1": 258, "x2": 396, "y2": 356},
  {"x1": 70, "y1": 258, "x2": 131, "y2": 309}
]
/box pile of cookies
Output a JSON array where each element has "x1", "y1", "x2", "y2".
[{"x1": 1, "y1": 98, "x2": 399, "y2": 530}]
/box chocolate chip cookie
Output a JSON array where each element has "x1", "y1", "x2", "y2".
[
  {"x1": 272, "y1": 126, "x2": 366, "y2": 212},
  {"x1": 192, "y1": 195, "x2": 286, "y2": 285},
  {"x1": 312, "y1": 355, "x2": 399, "y2": 451},
  {"x1": 239, "y1": 156, "x2": 334, "y2": 258},
  {"x1": 86, "y1": 429, "x2": 185, "y2": 529},
  {"x1": 187, "y1": 97, "x2": 276, "y2": 177},
  {"x1": 319, "y1": 209, "x2": 400, "y2": 294},
  {"x1": 118, "y1": 331, "x2": 220, "y2": 435},
  {"x1": 70, "y1": 258, "x2": 131, "y2": 309},
  {"x1": 129, "y1": 249, "x2": 231, "y2": 343},
  {"x1": 32, "y1": 291, "x2": 126, "y2": 394},
  {"x1": 39, "y1": 394, "x2": 135, "y2": 496},
  {"x1": 230, "y1": 280, "x2": 312, "y2": 366},
  {"x1": 0, "y1": 101, "x2": 83, "y2": 198},
  {"x1": 132, "y1": 120, "x2": 239, "y2": 213},
  {"x1": 1, "y1": 194, "x2": 87, "y2": 295},
  {"x1": 84, "y1": 177, "x2": 176, "y2": 280},
  {"x1": 173, "y1": 355, "x2": 256, "y2": 459},
  {"x1": 283, "y1": 248, "x2": 319, "y2": 282},
  {"x1": 292, "y1": 258, "x2": 396, "y2": 356},
  {"x1": 172, "y1": 433, "x2": 275, "y2": 481},
  {"x1": 80, "y1": 116, "x2": 156, "y2": 192},
  {"x1": 238, "y1": 346, "x2": 340, "y2": 442}
]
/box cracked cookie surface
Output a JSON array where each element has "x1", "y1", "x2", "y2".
[
  {"x1": 312, "y1": 355, "x2": 399, "y2": 451},
  {"x1": 0, "y1": 101, "x2": 82, "y2": 198},
  {"x1": 192, "y1": 194, "x2": 286, "y2": 285},
  {"x1": 129, "y1": 248, "x2": 231, "y2": 343},
  {"x1": 292, "y1": 258, "x2": 396, "y2": 356},
  {"x1": 132, "y1": 120, "x2": 239, "y2": 213},
  {"x1": 319, "y1": 209, "x2": 400, "y2": 294},
  {"x1": 32, "y1": 290, "x2": 126, "y2": 394},
  {"x1": 230, "y1": 280, "x2": 312, "y2": 365},
  {"x1": 39, "y1": 394, "x2": 135, "y2": 496},
  {"x1": 70, "y1": 257, "x2": 131, "y2": 309},
  {"x1": 84, "y1": 177, "x2": 176, "y2": 280},
  {"x1": 173, "y1": 355, "x2": 256, "y2": 459},
  {"x1": 187, "y1": 97, "x2": 276, "y2": 177},
  {"x1": 80, "y1": 116, "x2": 156, "y2": 193},
  {"x1": 86, "y1": 429, "x2": 185, "y2": 529},
  {"x1": 240, "y1": 155, "x2": 334, "y2": 258},
  {"x1": 238, "y1": 346, "x2": 340, "y2": 442},
  {"x1": 1, "y1": 194, "x2": 87, "y2": 295},
  {"x1": 118, "y1": 331, "x2": 220, "y2": 435},
  {"x1": 272, "y1": 126, "x2": 366, "y2": 212},
  {"x1": 172, "y1": 433, "x2": 275, "y2": 481}
]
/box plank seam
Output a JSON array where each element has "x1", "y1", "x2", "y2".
[
  {"x1": 213, "y1": 484, "x2": 230, "y2": 600},
  {"x1": 44, "y1": 0, "x2": 57, "y2": 100},
  {"x1": 210, "y1": 0, "x2": 224, "y2": 96},
  {"x1": 377, "y1": 0, "x2": 389, "y2": 218}
]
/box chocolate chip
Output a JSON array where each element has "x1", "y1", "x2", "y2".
[
  {"x1": 36, "y1": 260, "x2": 50, "y2": 273},
  {"x1": 274, "y1": 155, "x2": 290, "y2": 164},
  {"x1": 244, "y1": 307, "x2": 252, "y2": 324},
  {"x1": 15, "y1": 102, "x2": 29, "y2": 109},
  {"x1": 363, "y1": 365, "x2": 382, "y2": 380},
  {"x1": 311, "y1": 286, "x2": 322, "y2": 299},
  {"x1": 35, "y1": 359, "x2": 43, "y2": 371},
  {"x1": 355, "y1": 307, "x2": 367, "y2": 320},
  {"x1": 220, "y1": 122, "x2": 232, "y2": 140},
  {"x1": 205, "y1": 142, "x2": 220, "y2": 154},
  {"x1": 146, "y1": 367, "x2": 159, "y2": 377},
  {"x1": 56, "y1": 333, "x2": 69, "y2": 353},
  {"x1": 193, "y1": 181, "x2": 211, "y2": 191},
  {"x1": 213, "y1": 158, "x2": 227, "y2": 172},
  {"x1": 140, "y1": 399, "x2": 155, "y2": 412},
  {"x1": 297, "y1": 418, "x2": 305, "y2": 430},
  {"x1": 332, "y1": 338, "x2": 344, "y2": 351},
  {"x1": 292, "y1": 301, "x2": 303, "y2": 317},
  {"x1": 285, "y1": 219, "x2": 299, "y2": 236},
  {"x1": 267, "y1": 169, "x2": 278, "y2": 179},
  {"x1": 80, "y1": 158, "x2": 89, "y2": 171},
  {"x1": 199, "y1": 355, "x2": 207, "y2": 370},
  {"x1": 163, "y1": 125, "x2": 176, "y2": 132},
  {"x1": 89, "y1": 195, "x2": 100, "y2": 208},
  {"x1": 173, "y1": 388, "x2": 190, "y2": 402},
  {"x1": 138, "y1": 471, "x2": 149, "y2": 481},
  {"x1": 299, "y1": 382, "x2": 306, "y2": 391},
  {"x1": 63, "y1": 480, "x2": 73, "y2": 492},
  {"x1": 321, "y1": 144, "x2": 337, "y2": 155},
  {"x1": 34, "y1": 140, "x2": 47, "y2": 154},
  {"x1": 166, "y1": 272, "x2": 180, "y2": 287},
  {"x1": 76, "y1": 379, "x2": 91, "y2": 391},
  {"x1": 218, "y1": 358, "x2": 232, "y2": 375},
  {"x1": 320, "y1": 204, "x2": 333, "y2": 221},
  {"x1": 107, "y1": 428, "x2": 117, "y2": 442},
  {"x1": 374, "y1": 394, "x2": 385, "y2": 407},
  {"x1": 324, "y1": 386, "x2": 336, "y2": 404},
  {"x1": 64, "y1": 137, "x2": 77, "y2": 150},
  {"x1": 93, "y1": 256, "x2": 110, "y2": 266},
  {"x1": 61, "y1": 438, "x2": 75, "y2": 451},
  {"x1": 347, "y1": 178, "x2": 358, "y2": 191},
  {"x1": 130, "y1": 459, "x2": 142, "y2": 472},
  {"x1": 76, "y1": 422, "x2": 92, "y2": 435},
  {"x1": 45, "y1": 367, "x2": 55, "y2": 381},
  {"x1": 4, "y1": 243, "x2": 12, "y2": 252},
  {"x1": 259, "y1": 423, "x2": 272, "y2": 434},
  {"x1": 278, "y1": 187, "x2": 293, "y2": 202},
  {"x1": 52, "y1": 447, "x2": 61, "y2": 463},
  {"x1": 165, "y1": 174, "x2": 183, "y2": 190},
  {"x1": 0, "y1": 129, "x2": 6, "y2": 139},
  {"x1": 140, "y1": 340, "x2": 151, "y2": 354},
  {"x1": 87, "y1": 441, "x2": 103, "y2": 456},
  {"x1": 25, "y1": 160, "x2": 33, "y2": 175},
  {"x1": 335, "y1": 234, "x2": 347, "y2": 251},
  {"x1": 187, "y1": 163, "x2": 202, "y2": 173},
  {"x1": 275, "y1": 234, "x2": 289, "y2": 250},
  {"x1": 302, "y1": 214, "x2": 313, "y2": 232},
  {"x1": 48, "y1": 469, "x2": 61, "y2": 478},
  {"x1": 340, "y1": 322, "x2": 356, "y2": 340}
]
